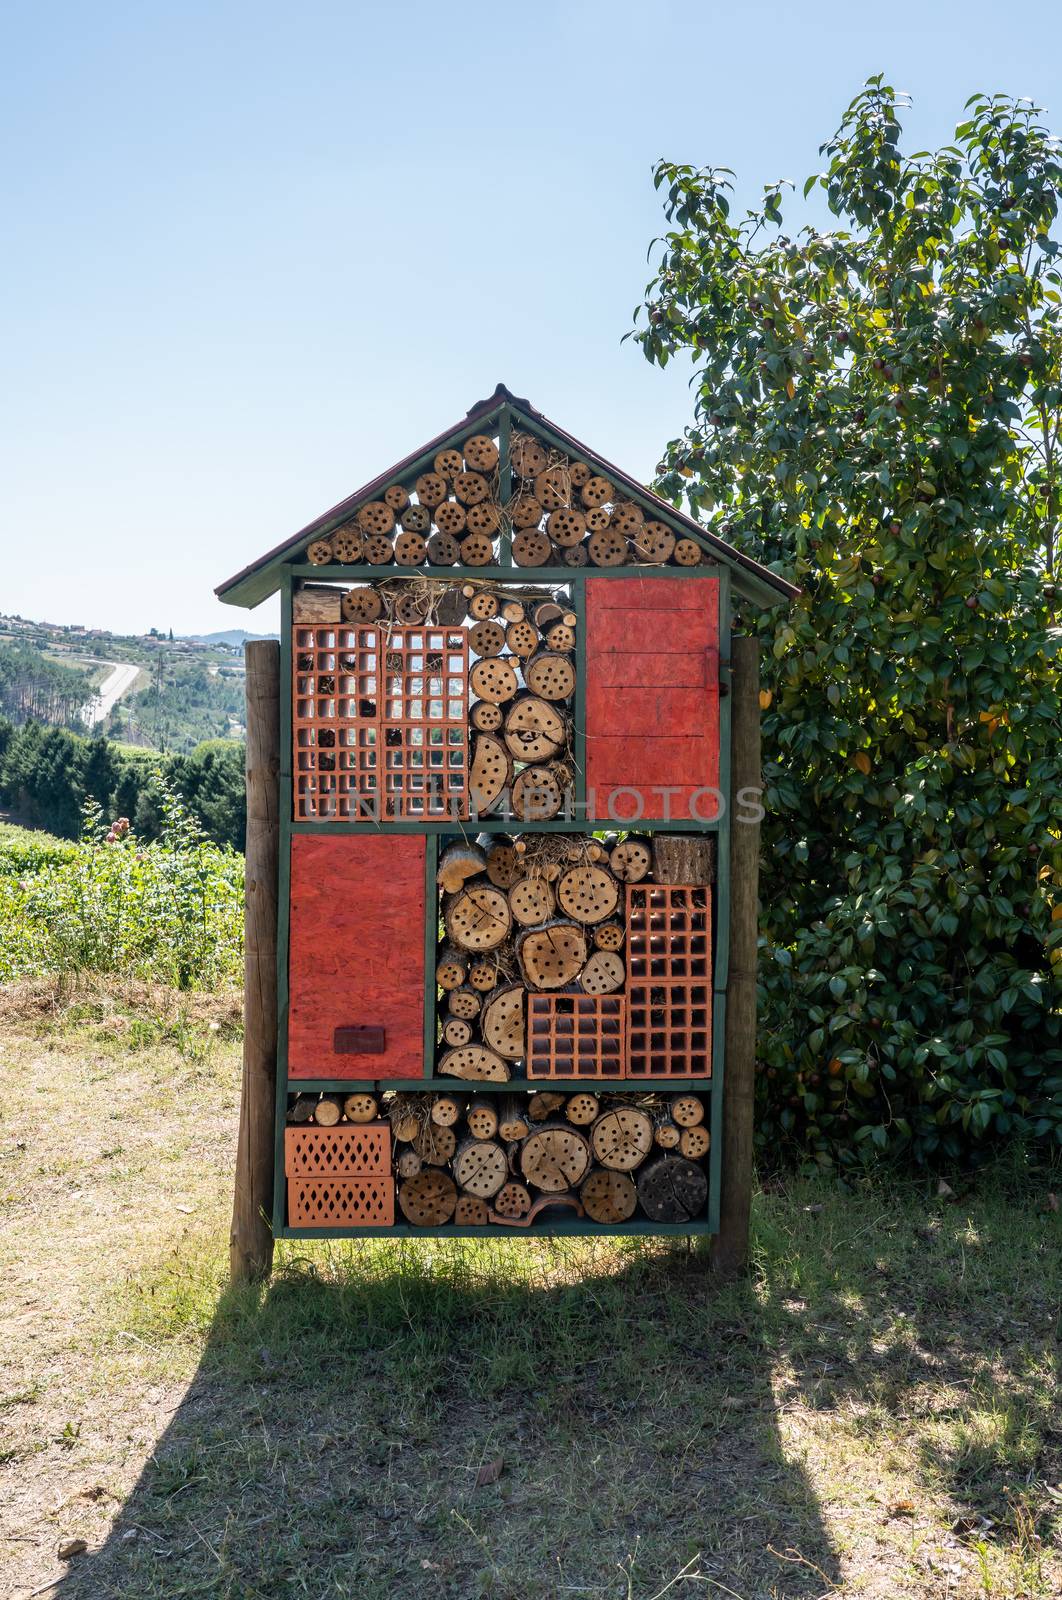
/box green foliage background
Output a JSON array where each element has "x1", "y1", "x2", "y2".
[
  {"x1": 0, "y1": 718, "x2": 246, "y2": 850},
  {"x1": 635, "y1": 81, "x2": 1062, "y2": 1164}
]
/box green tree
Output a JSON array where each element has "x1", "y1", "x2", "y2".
[{"x1": 634, "y1": 80, "x2": 1062, "y2": 1163}]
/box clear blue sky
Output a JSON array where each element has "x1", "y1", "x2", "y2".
[{"x1": 3, "y1": 1, "x2": 1060, "y2": 637}]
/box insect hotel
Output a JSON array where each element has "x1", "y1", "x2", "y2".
[{"x1": 219, "y1": 386, "x2": 794, "y2": 1265}]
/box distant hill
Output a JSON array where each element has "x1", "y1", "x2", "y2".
[{"x1": 188, "y1": 629, "x2": 278, "y2": 648}]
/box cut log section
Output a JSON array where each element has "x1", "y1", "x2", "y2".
[
  {"x1": 651, "y1": 836, "x2": 716, "y2": 885},
  {"x1": 593, "y1": 921, "x2": 625, "y2": 950},
  {"x1": 544, "y1": 622, "x2": 576, "y2": 651},
  {"x1": 654, "y1": 1118, "x2": 681, "y2": 1149},
  {"x1": 437, "y1": 842, "x2": 488, "y2": 894},
  {"x1": 636, "y1": 1156, "x2": 707, "y2": 1223},
  {"x1": 557, "y1": 864, "x2": 619, "y2": 925},
  {"x1": 460, "y1": 531, "x2": 495, "y2": 566},
  {"x1": 524, "y1": 652, "x2": 576, "y2": 701},
  {"x1": 469, "y1": 618, "x2": 506, "y2": 656},
  {"x1": 512, "y1": 527, "x2": 552, "y2": 567},
  {"x1": 534, "y1": 466, "x2": 571, "y2": 511},
  {"x1": 481, "y1": 984, "x2": 525, "y2": 1059},
  {"x1": 467, "y1": 589, "x2": 499, "y2": 620},
  {"x1": 546, "y1": 508, "x2": 586, "y2": 547},
  {"x1": 436, "y1": 945, "x2": 468, "y2": 990},
  {"x1": 434, "y1": 501, "x2": 467, "y2": 535},
  {"x1": 471, "y1": 701, "x2": 503, "y2": 732},
  {"x1": 579, "y1": 950, "x2": 625, "y2": 995},
  {"x1": 497, "y1": 1097, "x2": 530, "y2": 1141},
  {"x1": 493, "y1": 1180, "x2": 532, "y2": 1220},
  {"x1": 610, "y1": 836, "x2": 652, "y2": 883},
  {"x1": 399, "y1": 1169, "x2": 457, "y2": 1225},
  {"x1": 384, "y1": 484, "x2": 410, "y2": 512},
  {"x1": 631, "y1": 521, "x2": 676, "y2": 564},
  {"x1": 434, "y1": 448, "x2": 464, "y2": 480},
  {"x1": 671, "y1": 1095, "x2": 706, "y2": 1127},
  {"x1": 673, "y1": 537, "x2": 704, "y2": 566},
  {"x1": 342, "y1": 1092, "x2": 378, "y2": 1123},
  {"x1": 454, "y1": 1194, "x2": 489, "y2": 1225},
  {"x1": 505, "y1": 619, "x2": 539, "y2": 657},
  {"x1": 394, "y1": 531, "x2": 427, "y2": 566},
  {"x1": 427, "y1": 531, "x2": 461, "y2": 565},
  {"x1": 485, "y1": 838, "x2": 524, "y2": 889},
  {"x1": 363, "y1": 534, "x2": 394, "y2": 564},
  {"x1": 609, "y1": 503, "x2": 645, "y2": 535},
  {"x1": 437, "y1": 1044, "x2": 509, "y2": 1081},
  {"x1": 581, "y1": 475, "x2": 613, "y2": 508},
  {"x1": 528, "y1": 1091, "x2": 566, "y2": 1121},
  {"x1": 396, "y1": 1148, "x2": 423, "y2": 1178},
  {"x1": 467, "y1": 1099, "x2": 500, "y2": 1140},
  {"x1": 508, "y1": 874, "x2": 555, "y2": 926},
  {"x1": 504, "y1": 696, "x2": 565, "y2": 763},
  {"x1": 341, "y1": 587, "x2": 384, "y2": 624},
  {"x1": 454, "y1": 470, "x2": 489, "y2": 507},
  {"x1": 413, "y1": 1122, "x2": 457, "y2": 1165},
  {"x1": 517, "y1": 920, "x2": 588, "y2": 988},
  {"x1": 511, "y1": 434, "x2": 549, "y2": 477},
  {"x1": 453, "y1": 1138, "x2": 509, "y2": 1198},
  {"x1": 415, "y1": 472, "x2": 448, "y2": 508},
  {"x1": 402, "y1": 504, "x2": 431, "y2": 533},
  {"x1": 470, "y1": 657, "x2": 520, "y2": 705},
  {"x1": 447, "y1": 987, "x2": 481, "y2": 1020},
  {"x1": 357, "y1": 501, "x2": 396, "y2": 536},
  {"x1": 314, "y1": 1095, "x2": 342, "y2": 1127},
  {"x1": 430, "y1": 1094, "x2": 461, "y2": 1126},
  {"x1": 680, "y1": 1125, "x2": 711, "y2": 1160},
  {"x1": 510, "y1": 492, "x2": 544, "y2": 528},
  {"x1": 511, "y1": 764, "x2": 565, "y2": 821},
  {"x1": 469, "y1": 735, "x2": 513, "y2": 814},
  {"x1": 445, "y1": 883, "x2": 511, "y2": 951},
  {"x1": 332, "y1": 527, "x2": 366, "y2": 563},
  {"x1": 442, "y1": 1017, "x2": 473, "y2": 1047},
  {"x1": 590, "y1": 1107, "x2": 654, "y2": 1171},
  {"x1": 587, "y1": 527, "x2": 629, "y2": 566},
  {"x1": 464, "y1": 434, "x2": 499, "y2": 473},
  {"x1": 467, "y1": 501, "x2": 501, "y2": 536},
  {"x1": 520, "y1": 1124, "x2": 591, "y2": 1192},
  {"x1": 564, "y1": 1092, "x2": 600, "y2": 1126},
  {"x1": 581, "y1": 1169, "x2": 637, "y2": 1223},
  {"x1": 468, "y1": 954, "x2": 505, "y2": 991}
]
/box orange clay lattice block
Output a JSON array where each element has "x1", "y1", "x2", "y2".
[
  {"x1": 293, "y1": 623, "x2": 469, "y2": 820},
  {"x1": 284, "y1": 1123, "x2": 391, "y2": 1177},
  {"x1": 287, "y1": 1175, "x2": 395, "y2": 1228},
  {"x1": 625, "y1": 885, "x2": 712, "y2": 1078},
  {"x1": 526, "y1": 993, "x2": 626, "y2": 1078}
]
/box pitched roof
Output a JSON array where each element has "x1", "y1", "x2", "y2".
[{"x1": 216, "y1": 384, "x2": 797, "y2": 607}]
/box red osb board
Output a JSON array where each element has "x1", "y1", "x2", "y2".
[
  {"x1": 585, "y1": 577, "x2": 720, "y2": 821},
  {"x1": 287, "y1": 835, "x2": 425, "y2": 1080}
]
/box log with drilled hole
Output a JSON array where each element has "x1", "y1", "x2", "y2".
[
  {"x1": 520, "y1": 1123, "x2": 591, "y2": 1192},
  {"x1": 480, "y1": 983, "x2": 525, "y2": 1060},
  {"x1": 590, "y1": 1106, "x2": 654, "y2": 1171},
  {"x1": 469, "y1": 734, "x2": 513, "y2": 815},
  {"x1": 497, "y1": 1097, "x2": 531, "y2": 1141},
  {"x1": 413, "y1": 1121, "x2": 456, "y2": 1165},
  {"x1": 454, "y1": 1193, "x2": 490, "y2": 1225},
  {"x1": 436, "y1": 945, "x2": 468, "y2": 991},
  {"x1": 493, "y1": 1180, "x2": 532, "y2": 1220},
  {"x1": 564, "y1": 1092, "x2": 600, "y2": 1126},
  {"x1": 635, "y1": 1155, "x2": 707, "y2": 1223},
  {"x1": 580, "y1": 1169, "x2": 638, "y2": 1223},
  {"x1": 445, "y1": 883, "x2": 512, "y2": 952},
  {"x1": 447, "y1": 986, "x2": 482, "y2": 1020},
  {"x1": 399, "y1": 1169, "x2": 458, "y2": 1225},
  {"x1": 508, "y1": 874, "x2": 555, "y2": 927},
  {"x1": 442, "y1": 1016, "x2": 473, "y2": 1048},
  {"x1": 516, "y1": 920, "x2": 588, "y2": 989},
  {"x1": 679, "y1": 1125, "x2": 711, "y2": 1161},
  {"x1": 437, "y1": 841, "x2": 488, "y2": 894},
  {"x1": 556, "y1": 863, "x2": 619, "y2": 925},
  {"x1": 504, "y1": 696, "x2": 566, "y2": 763},
  {"x1": 528, "y1": 1091, "x2": 566, "y2": 1121},
  {"x1": 342, "y1": 1092, "x2": 378, "y2": 1124},
  {"x1": 609, "y1": 836, "x2": 652, "y2": 883},
  {"x1": 437, "y1": 1044, "x2": 509, "y2": 1081},
  {"x1": 671, "y1": 1095, "x2": 705, "y2": 1127},
  {"x1": 466, "y1": 1099, "x2": 500, "y2": 1140},
  {"x1": 452, "y1": 1138, "x2": 509, "y2": 1199},
  {"x1": 511, "y1": 763, "x2": 565, "y2": 821},
  {"x1": 429, "y1": 1094, "x2": 461, "y2": 1127}
]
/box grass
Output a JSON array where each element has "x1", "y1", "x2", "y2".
[{"x1": 0, "y1": 982, "x2": 1059, "y2": 1600}]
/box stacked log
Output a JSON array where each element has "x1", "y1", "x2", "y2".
[
  {"x1": 436, "y1": 836, "x2": 631, "y2": 1082},
  {"x1": 303, "y1": 422, "x2": 710, "y2": 571},
  {"x1": 382, "y1": 1090, "x2": 710, "y2": 1226}
]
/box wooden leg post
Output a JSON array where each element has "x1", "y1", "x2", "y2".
[
  {"x1": 711, "y1": 634, "x2": 761, "y2": 1279},
  {"x1": 230, "y1": 640, "x2": 280, "y2": 1284}
]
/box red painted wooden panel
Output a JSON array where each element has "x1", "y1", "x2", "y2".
[
  {"x1": 588, "y1": 608, "x2": 709, "y2": 655},
  {"x1": 595, "y1": 784, "x2": 722, "y2": 823},
  {"x1": 588, "y1": 576, "x2": 708, "y2": 610},
  {"x1": 586, "y1": 577, "x2": 720, "y2": 821},
  {"x1": 588, "y1": 736, "x2": 720, "y2": 785},
  {"x1": 288, "y1": 835, "x2": 425, "y2": 1080}
]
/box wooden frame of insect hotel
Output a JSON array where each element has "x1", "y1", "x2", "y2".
[{"x1": 219, "y1": 387, "x2": 795, "y2": 1271}]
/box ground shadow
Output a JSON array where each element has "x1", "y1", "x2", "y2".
[{"x1": 50, "y1": 1239, "x2": 843, "y2": 1600}]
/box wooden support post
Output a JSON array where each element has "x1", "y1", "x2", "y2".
[
  {"x1": 230, "y1": 640, "x2": 280, "y2": 1284},
  {"x1": 711, "y1": 634, "x2": 760, "y2": 1279}
]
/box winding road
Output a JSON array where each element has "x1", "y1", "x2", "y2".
[{"x1": 80, "y1": 661, "x2": 140, "y2": 729}]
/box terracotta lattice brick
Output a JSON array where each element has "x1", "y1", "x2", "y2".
[
  {"x1": 287, "y1": 1176, "x2": 395, "y2": 1228},
  {"x1": 284, "y1": 1124, "x2": 391, "y2": 1177},
  {"x1": 625, "y1": 885, "x2": 712, "y2": 1078},
  {"x1": 293, "y1": 624, "x2": 469, "y2": 820},
  {"x1": 526, "y1": 993, "x2": 627, "y2": 1078}
]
